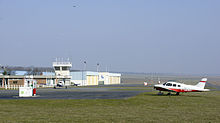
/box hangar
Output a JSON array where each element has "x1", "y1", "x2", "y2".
[
  {"x1": 70, "y1": 71, "x2": 121, "y2": 86},
  {"x1": 70, "y1": 71, "x2": 99, "y2": 86},
  {"x1": 98, "y1": 72, "x2": 121, "y2": 85}
]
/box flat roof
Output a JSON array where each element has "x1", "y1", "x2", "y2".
[{"x1": 0, "y1": 75, "x2": 70, "y2": 79}]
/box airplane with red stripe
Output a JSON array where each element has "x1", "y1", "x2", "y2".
[{"x1": 154, "y1": 78, "x2": 210, "y2": 95}]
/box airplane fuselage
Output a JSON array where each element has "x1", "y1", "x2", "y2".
[{"x1": 154, "y1": 81, "x2": 210, "y2": 93}]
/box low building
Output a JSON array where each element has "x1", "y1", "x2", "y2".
[
  {"x1": 71, "y1": 71, "x2": 121, "y2": 86},
  {"x1": 0, "y1": 75, "x2": 57, "y2": 88}
]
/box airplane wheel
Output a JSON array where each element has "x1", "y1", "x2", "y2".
[
  {"x1": 167, "y1": 93, "x2": 171, "y2": 95},
  {"x1": 158, "y1": 92, "x2": 163, "y2": 95},
  {"x1": 176, "y1": 92, "x2": 180, "y2": 95}
]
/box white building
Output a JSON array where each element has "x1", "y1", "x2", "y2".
[
  {"x1": 98, "y1": 72, "x2": 121, "y2": 85},
  {"x1": 70, "y1": 71, "x2": 121, "y2": 86}
]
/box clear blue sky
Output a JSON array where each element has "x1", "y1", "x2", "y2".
[{"x1": 0, "y1": 0, "x2": 219, "y2": 74}]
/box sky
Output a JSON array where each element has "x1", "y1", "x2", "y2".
[{"x1": 0, "y1": 0, "x2": 219, "y2": 74}]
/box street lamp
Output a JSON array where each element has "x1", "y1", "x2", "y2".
[
  {"x1": 82, "y1": 61, "x2": 87, "y2": 86},
  {"x1": 97, "y1": 63, "x2": 100, "y2": 72},
  {"x1": 84, "y1": 61, "x2": 87, "y2": 71}
]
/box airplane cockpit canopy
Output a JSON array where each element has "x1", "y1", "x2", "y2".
[
  {"x1": 165, "y1": 83, "x2": 172, "y2": 86},
  {"x1": 163, "y1": 82, "x2": 181, "y2": 87}
]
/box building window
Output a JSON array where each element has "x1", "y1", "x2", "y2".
[
  {"x1": 55, "y1": 67, "x2": 60, "y2": 70},
  {"x1": 62, "y1": 67, "x2": 68, "y2": 70},
  {"x1": 13, "y1": 81, "x2": 18, "y2": 84}
]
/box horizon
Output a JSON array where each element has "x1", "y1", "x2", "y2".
[
  {"x1": 0, "y1": 0, "x2": 220, "y2": 74},
  {"x1": 1, "y1": 64, "x2": 220, "y2": 76}
]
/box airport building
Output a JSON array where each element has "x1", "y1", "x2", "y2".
[
  {"x1": 98, "y1": 72, "x2": 121, "y2": 85},
  {"x1": 0, "y1": 74, "x2": 57, "y2": 88},
  {"x1": 0, "y1": 60, "x2": 121, "y2": 88},
  {"x1": 70, "y1": 71, "x2": 121, "y2": 86}
]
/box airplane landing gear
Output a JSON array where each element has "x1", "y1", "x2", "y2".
[
  {"x1": 167, "y1": 92, "x2": 171, "y2": 95},
  {"x1": 157, "y1": 91, "x2": 163, "y2": 95},
  {"x1": 176, "y1": 92, "x2": 180, "y2": 95}
]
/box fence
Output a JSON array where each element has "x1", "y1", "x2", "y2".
[
  {"x1": 2, "y1": 85, "x2": 24, "y2": 90},
  {"x1": 1, "y1": 84, "x2": 56, "y2": 89}
]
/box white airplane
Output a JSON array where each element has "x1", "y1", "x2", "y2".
[{"x1": 154, "y1": 78, "x2": 210, "y2": 95}]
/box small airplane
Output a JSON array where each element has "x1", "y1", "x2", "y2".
[{"x1": 154, "y1": 78, "x2": 210, "y2": 95}]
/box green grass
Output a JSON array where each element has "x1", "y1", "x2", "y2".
[{"x1": 0, "y1": 91, "x2": 220, "y2": 123}]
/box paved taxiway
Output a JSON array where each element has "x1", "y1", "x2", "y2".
[{"x1": 0, "y1": 84, "x2": 152, "y2": 99}]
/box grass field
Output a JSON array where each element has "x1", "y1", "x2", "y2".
[{"x1": 0, "y1": 91, "x2": 219, "y2": 123}]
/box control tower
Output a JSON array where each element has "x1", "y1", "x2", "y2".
[{"x1": 53, "y1": 58, "x2": 72, "y2": 85}]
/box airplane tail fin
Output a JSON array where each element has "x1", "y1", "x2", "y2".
[{"x1": 195, "y1": 78, "x2": 207, "y2": 89}]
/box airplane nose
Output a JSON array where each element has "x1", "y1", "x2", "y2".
[{"x1": 154, "y1": 84, "x2": 161, "y2": 89}]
